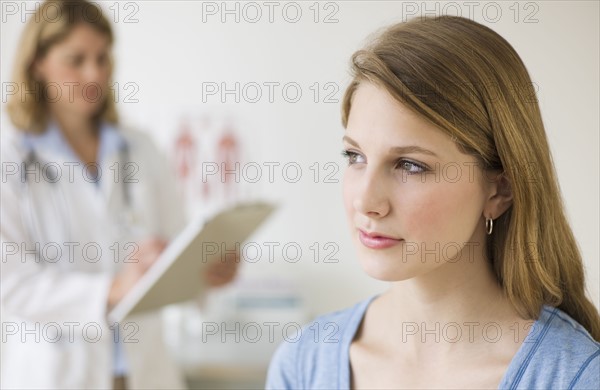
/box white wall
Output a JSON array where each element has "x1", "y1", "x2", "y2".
[{"x1": 2, "y1": 0, "x2": 598, "y2": 322}]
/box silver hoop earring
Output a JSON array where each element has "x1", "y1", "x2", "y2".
[{"x1": 486, "y1": 217, "x2": 493, "y2": 235}]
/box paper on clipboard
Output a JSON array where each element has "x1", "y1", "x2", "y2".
[{"x1": 108, "y1": 202, "x2": 277, "y2": 323}]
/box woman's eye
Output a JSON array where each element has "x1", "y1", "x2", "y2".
[
  {"x1": 97, "y1": 54, "x2": 109, "y2": 66},
  {"x1": 397, "y1": 159, "x2": 426, "y2": 174},
  {"x1": 67, "y1": 56, "x2": 83, "y2": 67},
  {"x1": 341, "y1": 150, "x2": 364, "y2": 165}
]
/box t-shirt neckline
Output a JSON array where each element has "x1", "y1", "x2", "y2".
[{"x1": 336, "y1": 295, "x2": 555, "y2": 389}]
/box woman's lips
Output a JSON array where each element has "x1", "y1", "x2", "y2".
[{"x1": 358, "y1": 229, "x2": 403, "y2": 249}]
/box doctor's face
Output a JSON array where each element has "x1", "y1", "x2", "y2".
[
  {"x1": 342, "y1": 82, "x2": 492, "y2": 282},
  {"x1": 34, "y1": 23, "x2": 112, "y2": 120}
]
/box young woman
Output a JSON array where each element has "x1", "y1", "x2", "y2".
[
  {"x1": 1, "y1": 1, "x2": 237, "y2": 388},
  {"x1": 266, "y1": 15, "x2": 600, "y2": 389}
]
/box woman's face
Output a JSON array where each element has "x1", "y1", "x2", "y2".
[
  {"x1": 34, "y1": 23, "x2": 112, "y2": 120},
  {"x1": 343, "y1": 82, "x2": 494, "y2": 282}
]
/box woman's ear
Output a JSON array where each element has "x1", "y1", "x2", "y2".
[{"x1": 484, "y1": 171, "x2": 513, "y2": 219}]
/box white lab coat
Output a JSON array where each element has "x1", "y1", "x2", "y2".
[{"x1": 0, "y1": 123, "x2": 188, "y2": 389}]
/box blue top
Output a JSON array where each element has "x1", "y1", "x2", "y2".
[
  {"x1": 23, "y1": 121, "x2": 127, "y2": 170},
  {"x1": 266, "y1": 296, "x2": 600, "y2": 389}
]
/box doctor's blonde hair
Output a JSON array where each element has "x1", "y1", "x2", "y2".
[
  {"x1": 341, "y1": 15, "x2": 600, "y2": 341},
  {"x1": 6, "y1": 0, "x2": 118, "y2": 133}
]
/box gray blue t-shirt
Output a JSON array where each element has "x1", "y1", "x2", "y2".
[{"x1": 266, "y1": 296, "x2": 600, "y2": 389}]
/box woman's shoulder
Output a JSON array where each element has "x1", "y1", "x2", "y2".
[
  {"x1": 265, "y1": 296, "x2": 375, "y2": 389},
  {"x1": 542, "y1": 305, "x2": 599, "y2": 345},
  {"x1": 507, "y1": 305, "x2": 599, "y2": 389},
  {"x1": 536, "y1": 304, "x2": 599, "y2": 359}
]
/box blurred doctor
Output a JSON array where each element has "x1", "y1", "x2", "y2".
[{"x1": 0, "y1": 1, "x2": 237, "y2": 389}]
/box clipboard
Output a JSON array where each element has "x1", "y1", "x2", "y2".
[{"x1": 108, "y1": 202, "x2": 277, "y2": 323}]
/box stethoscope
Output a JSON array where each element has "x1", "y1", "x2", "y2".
[{"x1": 20, "y1": 140, "x2": 134, "y2": 247}]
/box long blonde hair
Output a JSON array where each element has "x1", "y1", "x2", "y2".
[
  {"x1": 6, "y1": 0, "x2": 117, "y2": 133},
  {"x1": 342, "y1": 15, "x2": 600, "y2": 340}
]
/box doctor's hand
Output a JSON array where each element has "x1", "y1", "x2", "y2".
[
  {"x1": 107, "y1": 237, "x2": 168, "y2": 309},
  {"x1": 203, "y1": 252, "x2": 240, "y2": 288}
]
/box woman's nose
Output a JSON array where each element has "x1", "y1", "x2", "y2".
[
  {"x1": 352, "y1": 169, "x2": 390, "y2": 218},
  {"x1": 82, "y1": 61, "x2": 108, "y2": 84}
]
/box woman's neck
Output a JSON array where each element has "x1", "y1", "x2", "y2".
[
  {"x1": 53, "y1": 111, "x2": 97, "y2": 139},
  {"x1": 366, "y1": 236, "x2": 529, "y2": 355},
  {"x1": 388, "y1": 242, "x2": 507, "y2": 325},
  {"x1": 52, "y1": 111, "x2": 100, "y2": 166}
]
